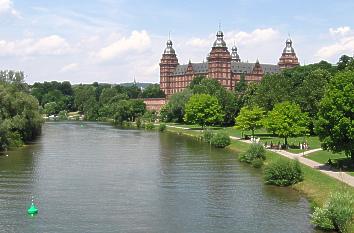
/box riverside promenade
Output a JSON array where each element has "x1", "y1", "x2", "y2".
[{"x1": 169, "y1": 125, "x2": 354, "y2": 187}]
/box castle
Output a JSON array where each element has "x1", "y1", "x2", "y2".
[{"x1": 159, "y1": 30, "x2": 299, "y2": 97}]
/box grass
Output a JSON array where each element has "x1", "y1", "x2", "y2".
[
  {"x1": 306, "y1": 150, "x2": 354, "y2": 176},
  {"x1": 165, "y1": 123, "x2": 354, "y2": 208}
]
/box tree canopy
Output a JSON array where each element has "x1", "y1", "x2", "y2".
[
  {"x1": 235, "y1": 106, "x2": 265, "y2": 137},
  {"x1": 315, "y1": 70, "x2": 354, "y2": 159},
  {"x1": 263, "y1": 101, "x2": 309, "y2": 145},
  {"x1": 184, "y1": 94, "x2": 224, "y2": 128}
]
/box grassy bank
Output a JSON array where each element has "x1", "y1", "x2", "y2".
[{"x1": 165, "y1": 125, "x2": 354, "y2": 208}]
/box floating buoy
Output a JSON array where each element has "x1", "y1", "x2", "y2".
[
  {"x1": 5, "y1": 154, "x2": 8, "y2": 157},
  {"x1": 27, "y1": 200, "x2": 38, "y2": 215},
  {"x1": 80, "y1": 124, "x2": 84, "y2": 128}
]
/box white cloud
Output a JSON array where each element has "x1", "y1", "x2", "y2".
[
  {"x1": 186, "y1": 37, "x2": 211, "y2": 47},
  {"x1": 329, "y1": 26, "x2": 351, "y2": 36},
  {"x1": 61, "y1": 63, "x2": 79, "y2": 72},
  {"x1": 0, "y1": 0, "x2": 19, "y2": 17},
  {"x1": 95, "y1": 30, "x2": 151, "y2": 62},
  {"x1": 316, "y1": 27, "x2": 354, "y2": 59},
  {"x1": 225, "y1": 28, "x2": 280, "y2": 46},
  {"x1": 0, "y1": 35, "x2": 72, "y2": 56}
]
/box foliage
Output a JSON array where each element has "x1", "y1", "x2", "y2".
[
  {"x1": 264, "y1": 159, "x2": 303, "y2": 186},
  {"x1": 191, "y1": 77, "x2": 237, "y2": 125},
  {"x1": 141, "y1": 84, "x2": 165, "y2": 98},
  {"x1": 239, "y1": 143, "x2": 266, "y2": 164},
  {"x1": 184, "y1": 94, "x2": 224, "y2": 128},
  {"x1": 235, "y1": 106, "x2": 265, "y2": 137},
  {"x1": 263, "y1": 101, "x2": 309, "y2": 145},
  {"x1": 136, "y1": 117, "x2": 142, "y2": 128},
  {"x1": 58, "y1": 110, "x2": 68, "y2": 120},
  {"x1": 210, "y1": 132, "x2": 231, "y2": 148},
  {"x1": 158, "y1": 123, "x2": 166, "y2": 132},
  {"x1": 160, "y1": 88, "x2": 192, "y2": 123},
  {"x1": 315, "y1": 70, "x2": 354, "y2": 160},
  {"x1": 145, "y1": 122, "x2": 154, "y2": 130},
  {"x1": 251, "y1": 158, "x2": 264, "y2": 168},
  {"x1": 311, "y1": 191, "x2": 354, "y2": 232},
  {"x1": 203, "y1": 129, "x2": 214, "y2": 143},
  {"x1": 0, "y1": 72, "x2": 43, "y2": 151}
]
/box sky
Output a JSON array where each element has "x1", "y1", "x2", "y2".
[{"x1": 0, "y1": 0, "x2": 353, "y2": 84}]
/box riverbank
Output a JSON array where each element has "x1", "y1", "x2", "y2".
[{"x1": 165, "y1": 124, "x2": 354, "y2": 209}]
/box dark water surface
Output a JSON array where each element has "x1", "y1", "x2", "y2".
[{"x1": 0, "y1": 122, "x2": 320, "y2": 232}]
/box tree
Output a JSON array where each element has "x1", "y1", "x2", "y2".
[
  {"x1": 141, "y1": 84, "x2": 165, "y2": 98},
  {"x1": 315, "y1": 70, "x2": 354, "y2": 160},
  {"x1": 191, "y1": 78, "x2": 237, "y2": 125},
  {"x1": 184, "y1": 94, "x2": 224, "y2": 128},
  {"x1": 160, "y1": 88, "x2": 192, "y2": 122},
  {"x1": 337, "y1": 55, "x2": 353, "y2": 71},
  {"x1": 235, "y1": 106, "x2": 265, "y2": 138},
  {"x1": 263, "y1": 101, "x2": 309, "y2": 146}
]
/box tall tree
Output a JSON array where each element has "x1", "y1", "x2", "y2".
[
  {"x1": 315, "y1": 70, "x2": 354, "y2": 160},
  {"x1": 184, "y1": 94, "x2": 224, "y2": 128},
  {"x1": 263, "y1": 101, "x2": 309, "y2": 146},
  {"x1": 235, "y1": 106, "x2": 265, "y2": 138}
]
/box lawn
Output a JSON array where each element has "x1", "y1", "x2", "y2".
[{"x1": 168, "y1": 124, "x2": 322, "y2": 149}]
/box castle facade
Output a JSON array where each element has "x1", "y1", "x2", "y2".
[{"x1": 159, "y1": 30, "x2": 299, "y2": 97}]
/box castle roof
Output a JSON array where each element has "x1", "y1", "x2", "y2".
[{"x1": 172, "y1": 62, "x2": 279, "y2": 75}]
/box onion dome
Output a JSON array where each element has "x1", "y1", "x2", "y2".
[
  {"x1": 231, "y1": 45, "x2": 241, "y2": 62},
  {"x1": 283, "y1": 38, "x2": 295, "y2": 54},
  {"x1": 213, "y1": 30, "x2": 226, "y2": 47},
  {"x1": 163, "y1": 39, "x2": 175, "y2": 54}
]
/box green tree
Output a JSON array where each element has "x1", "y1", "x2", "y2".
[
  {"x1": 315, "y1": 70, "x2": 354, "y2": 160},
  {"x1": 160, "y1": 88, "x2": 192, "y2": 122},
  {"x1": 191, "y1": 78, "x2": 237, "y2": 125},
  {"x1": 141, "y1": 84, "x2": 165, "y2": 98},
  {"x1": 337, "y1": 55, "x2": 353, "y2": 71},
  {"x1": 263, "y1": 101, "x2": 309, "y2": 146},
  {"x1": 235, "y1": 106, "x2": 265, "y2": 138},
  {"x1": 184, "y1": 94, "x2": 224, "y2": 128}
]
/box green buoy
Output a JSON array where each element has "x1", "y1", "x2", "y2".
[{"x1": 27, "y1": 199, "x2": 38, "y2": 215}]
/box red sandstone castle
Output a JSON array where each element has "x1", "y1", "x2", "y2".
[{"x1": 159, "y1": 30, "x2": 299, "y2": 97}]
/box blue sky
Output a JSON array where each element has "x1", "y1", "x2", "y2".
[{"x1": 0, "y1": 0, "x2": 353, "y2": 84}]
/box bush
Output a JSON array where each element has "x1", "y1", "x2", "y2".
[
  {"x1": 264, "y1": 159, "x2": 303, "y2": 186},
  {"x1": 58, "y1": 110, "x2": 68, "y2": 120},
  {"x1": 210, "y1": 132, "x2": 231, "y2": 148},
  {"x1": 239, "y1": 143, "x2": 266, "y2": 164},
  {"x1": 136, "y1": 118, "x2": 142, "y2": 128},
  {"x1": 311, "y1": 207, "x2": 335, "y2": 230},
  {"x1": 203, "y1": 130, "x2": 214, "y2": 143},
  {"x1": 145, "y1": 122, "x2": 154, "y2": 130},
  {"x1": 159, "y1": 123, "x2": 166, "y2": 132},
  {"x1": 311, "y1": 191, "x2": 354, "y2": 232},
  {"x1": 251, "y1": 158, "x2": 264, "y2": 168}
]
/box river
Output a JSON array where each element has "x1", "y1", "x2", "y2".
[{"x1": 0, "y1": 122, "x2": 321, "y2": 232}]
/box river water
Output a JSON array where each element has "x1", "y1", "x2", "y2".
[{"x1": 0, "y1": 122, "x2": 320, "y2": 233}]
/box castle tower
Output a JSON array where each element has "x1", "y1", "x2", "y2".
[
  {"x1": 278, "y1": 38, "x2": 299, "y2": 69},
  {"x1": 160, "y1": 39, "x2": 179, "y2": 96},
  {"x1": 231, "y1": 45, "x2": 241, "y2": 62},
  {"x1": 208, "y1": 30, "x2": 232, "y2": 89}
]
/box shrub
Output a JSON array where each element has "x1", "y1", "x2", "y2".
[
  {"x1": 136, "y1": 118, "x2": 142, "y2": 128},
  {"x1": 251, "y1": 158, "x2": 264, "y2": 168},
  {"x1": 210, "y1": 132, "x2": 231, "y2": 148},
  {"x1": 203, "y1": 130, "x2": 214, "y2": 143},
  {"x1": 264, "y1": 159, "x2": 303, "y2": 186},
  {"x1": 58, "y1": 110, "x2": 68, "y2": 120},
  {"x1": 239, "y1": 143, "x2": 266, "y2": 163},
  {"x1": 311, "y1": 207, "x2": 335, "y2": 230},
  {"x1": 311, "y1": 191, "x2": 354, "y2": 232},
  {"x1": 327, "y1": 191, "x2": 354, "y2": 232},
  {"x1": 145, "y1": 122, "x2": 154, "y2": 130},
  {"x1": 159, "y1": 123, "x2": 166, "y2": 132}
]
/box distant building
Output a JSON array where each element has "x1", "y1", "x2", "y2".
[{"x1": 159, "y1": 30, "x2": 299, "y2": 97}]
